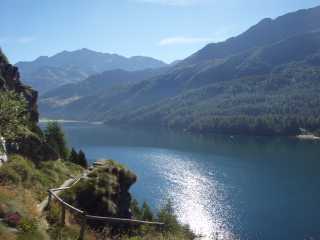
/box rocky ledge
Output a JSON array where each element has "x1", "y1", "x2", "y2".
[{"x1": 62, "y1": 160, "x2": 137, "y2": 222}]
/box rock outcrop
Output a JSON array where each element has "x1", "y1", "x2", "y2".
[
  {"x1": 63, "y1": 160, "x2": 137, "y2": 225},
  {"x1": 0, "y1": 49, "x2": 38, "y2": 122},
  {"x1": 0, "y1": 49, "x2": 58, "y2": 161}
]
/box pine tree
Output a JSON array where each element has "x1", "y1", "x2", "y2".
[
  {"x1": 141, "y1": 202, "x2": 153, "y2": 221},
  {"x1": 130, "y1": 199, "x2": 142, "y2": 219},
  {"x1": 44, "y1": 122, "x2": 69, "y2": 160},
  {"x1": 69, "y1": 148, "x2": 78, "y2": 164},
  {"x1": 77, "y1": 150, "x2": 88, "y2": 168}
]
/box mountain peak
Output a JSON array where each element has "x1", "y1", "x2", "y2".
[{"x1": 16, "y1": 49, "x2": 167, "y2": 93}]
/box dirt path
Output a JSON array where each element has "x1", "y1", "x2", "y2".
[{"x1": 37, "y1": 177, "x2": 77, "y2": 213}]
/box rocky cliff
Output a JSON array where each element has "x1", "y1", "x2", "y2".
[
  {"x1": 0, "y1": 49, "x2": 39, "y2": 122},
  {"x1": 0, "y1": 49, "x2": 57, "y2": 161}
]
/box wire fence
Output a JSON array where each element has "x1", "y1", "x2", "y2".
[{"x1": 47, "y1": 176, "x2": 164, "y2": 240}]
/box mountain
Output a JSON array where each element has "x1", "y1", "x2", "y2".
[
  {"x1": 40, "y1": 67, "x2": 167, "y2": 109},
  {"x1": 185, "y1": 5, "x2": 320, "y2": 64},
  {"x1": 16, "y1": 48, "x2": 167, "y2": 93},
  {"x1": 40, "y1": 5, "x2": 320, "y2": 136}
]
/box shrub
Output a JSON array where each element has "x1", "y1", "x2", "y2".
[
  {"x1": 0, "y1": 223, "x2": 16, "y2": 240},
  {"x1": 0, "y1": 155, "x2": 83, "y2": 200},
  {"x1": 18, "y1": 217, "x2": 38, "y2": 233},
  {"x1": 0, "y1": 90, "x2": 28, "y2": 142},
  {"x1": 0, "y1": 155, "x2": 33, "y2": 184},
  {"x1": 46, "y1": 201, "x2": 61, "y2": 225},
  {"x1": 4, "y1": 212, "x2": 22, "y2": 227},
  {"x1": 0, "y1": 203, "x2": 9, "y2": 218},
  {"x1": 129, "y1": 199, "x2": 196, "y2": 240}
]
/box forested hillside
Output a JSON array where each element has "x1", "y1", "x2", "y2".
[
  {"x1": 40, "y1": 67, "x2": 168, "y2": 109},
  {"x1": 40, "y1": 6, "x2": 320, "y2": 136}
]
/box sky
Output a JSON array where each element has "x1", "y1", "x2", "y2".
[{"x1": 0, "y1": 0, "x2": 319, "y2": 64}]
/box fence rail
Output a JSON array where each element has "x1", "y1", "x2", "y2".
[{"x1": 47, "y1": 176, "x2": 164, "y2": 240}]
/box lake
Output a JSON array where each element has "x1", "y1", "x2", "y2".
[{"x1": 54, "y1": 122, "x2": 320, "y2": 240}]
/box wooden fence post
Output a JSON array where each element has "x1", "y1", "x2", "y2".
[
  {"x1": 78, "y1": 213, "x2": 86, "y2": 240},
  {"x1": 47, "y1": 190, "x2": 52, "y2": 210},
  {"x1": 61, "y1": 204, "x2": 66, "y2": 226}
]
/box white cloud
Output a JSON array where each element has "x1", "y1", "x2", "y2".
[
  {"x1": 159, "y1": 36, "x2": 214, "y2": 46},
  {"x1": 0, "y1": 36, "x2": 36, "y2": 45},
  {"x1": 17, "y1": 36, "x2": 36, "y2": 44},
  {"x1": 0, "y1": 37, "x2": 8, "y2": 44},
  {"x1": 134, "y1": 0, "x2": 209, "y2": 6}
]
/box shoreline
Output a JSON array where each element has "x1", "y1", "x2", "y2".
[
  {"x1": 39, "y1": 119, "x2": 320, "y2": 140},
  {"x1": 39, "y1": 118, "x2": 103, "y2": 125},
  {"x1": 296, "y1": 134, "x2": 320, "y2": 140}
]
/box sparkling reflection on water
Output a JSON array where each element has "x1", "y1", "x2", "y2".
[{"x1": 145, "y1": 151, "x2": 234, "y2": 239}]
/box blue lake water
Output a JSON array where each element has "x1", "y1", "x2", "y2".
[{"x1": 54, "y1": 122, "x2": 320, "y2": 239}]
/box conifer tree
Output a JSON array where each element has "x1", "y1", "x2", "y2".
[
  {"x1": 78, "y1": 149, "x2": 88, "y2": 168},
  {"x1": 69, "y1": 148, "x2": 78, "y2": 164},
  {"x1": 44, "y1": 122, "x2": 69, "y2": 160},
  {"x1": 141, "y1": 201, "x2": 153, "y2": 221}
]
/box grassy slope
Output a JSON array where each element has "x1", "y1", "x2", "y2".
[{"x1": 0, "y1": 155, "x2": 83, "y2": 240}]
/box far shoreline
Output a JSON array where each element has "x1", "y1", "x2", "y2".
[
  {"x1": 296, "y1": 134, "x2": 320, "y2": 140},
  {"x1": 39, "y1": 118, "x2": 103, "y2": 125},
  {"x1": 39, "y1": 119, "x2": 320, "y2": 141}
]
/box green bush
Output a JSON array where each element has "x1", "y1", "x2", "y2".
[
  {"x1": 18, "y1": 217, "x2": 38, "y2": 233},
  {"x1": 129, "y1": 200, "x2": 195, "y2": 240},
  {"x1": 0, "y1": 155, "x2": 33, "y2": 184},
  {"x1": 46, "y1": 202, "x2": 61, "y2": 225},
  {"x1": 0, "y1": 90, "x2": 28, "y2": 142}
]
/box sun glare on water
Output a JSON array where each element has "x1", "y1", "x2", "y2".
[{"x1": 148, "y1": 151, "x2": 235, "y2": 240}]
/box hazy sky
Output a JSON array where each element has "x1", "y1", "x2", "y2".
[{"x1": 1, "y1": 0, "x2": 319, "y2": 63}]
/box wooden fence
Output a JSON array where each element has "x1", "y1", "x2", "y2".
[{"x1": 47, "y1": 177, "x2": 164, "y2": 240}]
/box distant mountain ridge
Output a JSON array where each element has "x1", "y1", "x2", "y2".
[
  {"x1": 40, "y1": 67, "x2": 167, "y2": 108},
  {"x1": 184, "y1": 5, "x2": 320, "y2": 64},
  {"x1": 16, "y1": 48, "x2": 167, "y2": 93},
  {"x1": 40, "y1": 5, "x2": 320, "y2": 136}
]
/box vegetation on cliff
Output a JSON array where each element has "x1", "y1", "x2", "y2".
[
  {"x1": 0, "y1": 91, "x2": 28, "y2": 143},
  {"x1": 60, "y1": 160, "x2": 195, "y2": 240},
  {"x1": 63, "y1": 160, "x2": 136, "y2": 218}
]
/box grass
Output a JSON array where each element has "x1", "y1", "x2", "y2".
[
  {"x1": 0, "y1": 155, "x2": 83, "y2": 200},
  {"x1": 0, "y1": 185, "x2": 50, "y2": 240},
  {"x1": 46, "y1": 201, "x2": 97, "y2": 240},
  {"x1": 0, "y1": 154, "x2": 84, "y2": 240}
]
